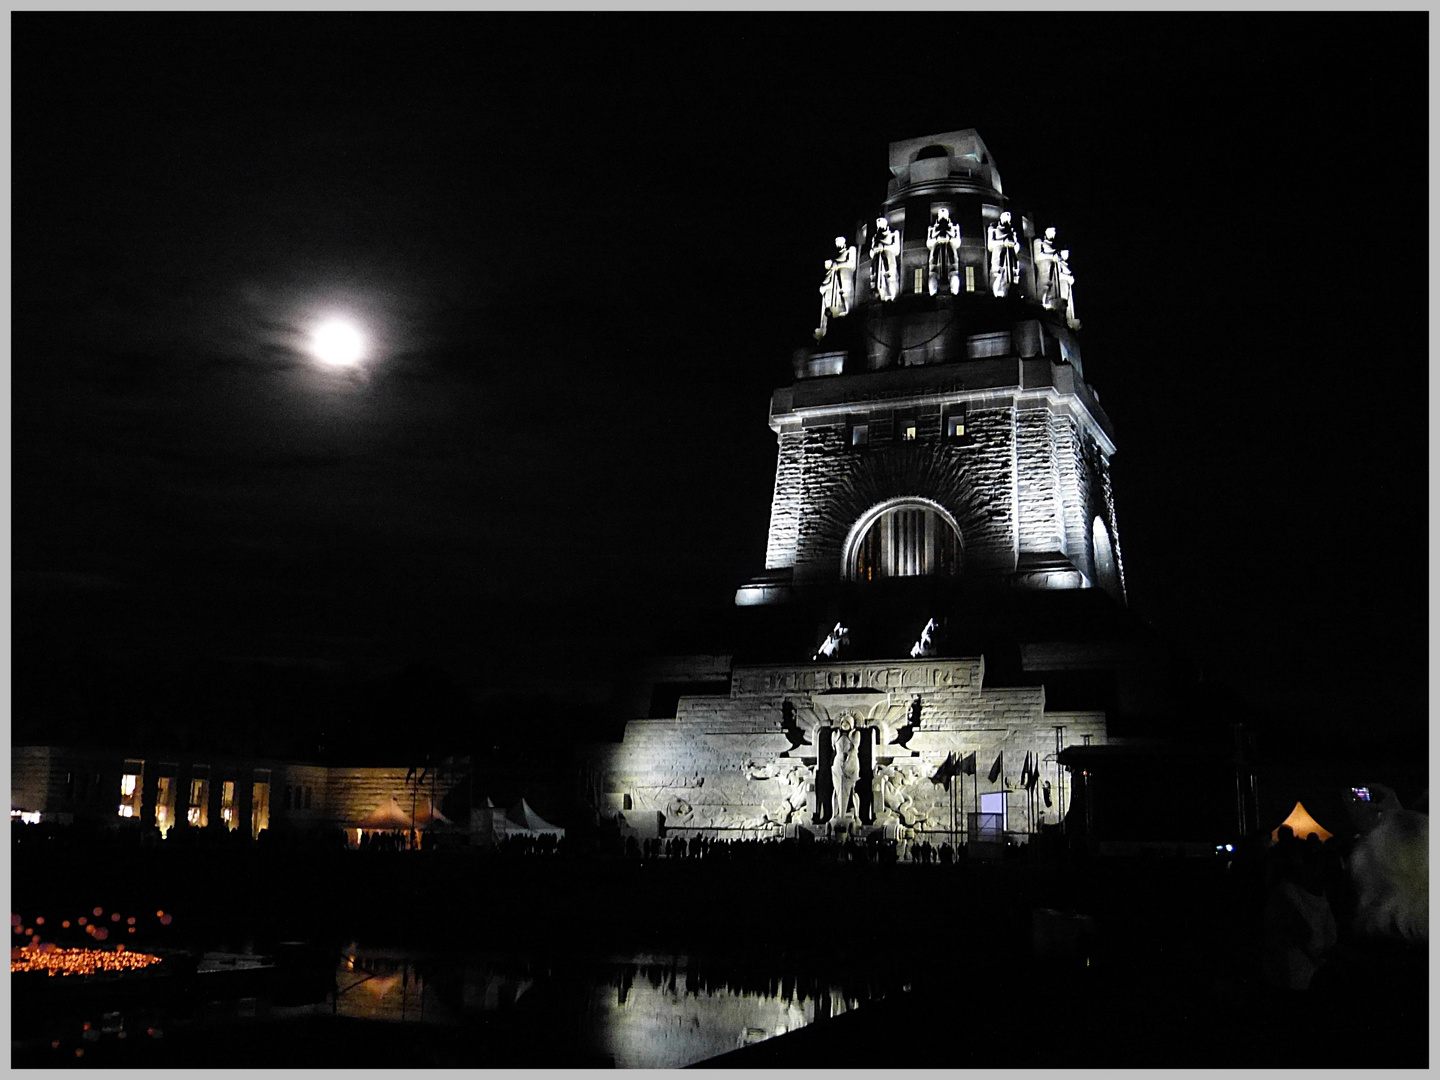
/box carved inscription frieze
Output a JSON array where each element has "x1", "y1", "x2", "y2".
[{"x1": 735, "y1": 660, "x2": 976, "y2": 697}]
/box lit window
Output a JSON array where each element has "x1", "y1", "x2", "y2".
[
  {"x1": 900, "y1": 420, "x2": 918, "y2": 442},
  {"x1": 188, "y1": 768, "x2": 210, "y2": 828},
  {"x1": 118, "y1": 761, "x2": 144, "y2": 819},
  {"x1": 945, "y1": 409, "x2": 968, "y2": 441},
  {"x1": 252, "y1": 770, "x2": 271, "y2": 838},
  {"x1": 155, "y1": 769, "x2": 178, "y2": 837},
  {"x1": 913, "y1": 268, "x2": 924, "y2": 294},
  {"x1": 220, "y1": 781, "x2": 236, "y2": 830},
  {"x1": 965, "y1": 266, "x2": 976, "y2": 292},
  {"x1": 851, "y1": 423, "x2": 869, "y2": 448}
]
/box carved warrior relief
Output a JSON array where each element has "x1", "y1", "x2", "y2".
[
  {"x1": 926, "y1": 207, "x2": 962, "y2": 296},
  {"x1": 814, "y1": 237, "x2": 857, "y2": 341},
  {"x1": 869, "y1": 217, "x2": 901, "y2": 301},
  {"x1": 986, "y1": 211, "x2": 1022, "y2": 298},
  {"x1": 1034, "y1": 226, "x2": 1078, "y2": 326},
  {"x1": 778, "y1": 693, "x2": 923, "y2": 826}
]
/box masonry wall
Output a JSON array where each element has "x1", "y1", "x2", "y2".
[{"x1": 766, "y1": 406, "x2": 1019, "y2": 583}]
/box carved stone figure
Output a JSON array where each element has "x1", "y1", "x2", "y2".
[
  {"x1": 1034, "y1": 226, "x2": 1061, "y2": 310},
  {"x1": 869, "y1": 217, "x2": 901, "y2": 302},
  {"x1": 815, "y1": 236, "x2": 856, "y2": 340},
  {"x1": 909, "y1": 617, "x2": 939, "y2": 659},
  {"x1": 878, "y1": 765, "x2": 927, "y2": 826},
  {"x1": 1056, "y1": 248, "x2": 1079, "y2": 329},
  {"x1": 830, "y1": 717, "x2": 863, "y2": 820},
  {"x1": 926, "y1": 207, "x2": 962, "y2": 296},
  {"x1": 814, "y1": 622, "x2": 850, "y2": 661},
  {"x1": 986, "y1": 211, "x2": 1022, "y2": 298}
]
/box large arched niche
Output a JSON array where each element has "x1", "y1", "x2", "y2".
[
  {"x1": 842, "y1": 498, "x2": 962, "y2": 582},
  {"x1": 1091, "y1": 516, "x2": 1120, "y2": 594}
]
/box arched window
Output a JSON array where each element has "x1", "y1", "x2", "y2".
[
  {"x1": 846, "y1": 499, "x2": 961, "y2": 581},
  {"x1": 1092, "y1": 517, "x2": 1119, "y2": 593}
]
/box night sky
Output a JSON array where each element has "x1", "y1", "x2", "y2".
[{"x1": 11, "y1": 14, "x2": 1429, "y2": 751}]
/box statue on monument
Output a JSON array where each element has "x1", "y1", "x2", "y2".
[
  {"x1": 869, "y1": 217, "x2": 901, "y2": 302},
  {"x1": 814, "y1": 236, "x2": 857, "y2": 340},
  {"x1": 909, "y1": 617, "x2": 939, "y2": 659},
  {"x1": 875, "y1": 765, "x2": 926, "y2": 826},
  {"x1": 1034, "y1": 226, "x2": 1061, "y2": 310},
  {"x1": 813, "y1": 622, "x2": 850, "y2": 661},
  {"x1": 926, "y1": 207, "x2": 962, "y2": 296},
  {"x1": 986, "y1": 211, "x2": 1022, "y2": 298},
  {"x1": 830, "y1": 716, "x2": 863, "y2": 821},
  {"x1": 1056, "y1": 248, "x2": 1080, "y2": 329}
]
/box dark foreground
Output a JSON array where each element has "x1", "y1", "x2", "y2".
[{"x1": 10, "y1": 836, "x2": 1429, "y2": 1068}]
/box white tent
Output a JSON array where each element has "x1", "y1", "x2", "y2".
[{"x1": 505, "y1": 798, "x2": 565, "y2": 837}]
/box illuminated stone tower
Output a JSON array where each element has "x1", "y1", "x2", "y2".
[
  {"x1": 738, "y1": 129, "x2": 1125, "y2": 622},
  {"x1": 589, "y1": 130, "x2": 1206, "y2": 847}
]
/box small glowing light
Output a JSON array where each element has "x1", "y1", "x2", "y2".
[
  {"x1": 62, "y1": 921, "x2": 70, "y2": 929},
  {"x1": 78, "y1": 918, "x2": 87, "y2": 926},
  {"x1": 126, "y1": 917, "x2": 136, "y2": 926},
  {"x1": 1225, "y1": 844, "x2": 1234, "y2": 852},
  {"x1": 110, "y1": 913, "x2": 121, "y2": 923},
  {"x1": 92, "y1": 908, "x2": 103, "y2": 917},
  {"x1": 34, "y1": 917, "x2": 44, "y2": 926},
  {"x1": 160, "y1": 914, "x2": 173, "y2": 926},
  {"x1": 310, "y1": 319, "x2": 366, "y2": 366},
  {"x1": 155, "y1": 911, "x2": 164, "y2": 918}
]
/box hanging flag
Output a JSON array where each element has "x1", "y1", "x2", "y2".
[
  {"x1": 961, "y1": 751, "x2": 977, "y2": 776},
  {"x1": 930, "y1": 752, "x2": 957, "y2": 791},
  {"x1": 987, "y1": 752, "x2": 1003, "y2": 784},
  {"x1": 1043, "y1": 780, "x2": 1053, "y2": 808},
  {"x1": 1020, "y1": 752, "x2": 1032, "y2": 789},
  {"x1": 1027, "y1": 756, "x2": 1040, "y2": 791}
]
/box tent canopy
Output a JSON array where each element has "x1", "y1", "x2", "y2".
[
  {"x1": 412, "y1": 802, "x2": 453, "y2": 828},
  {"x1": 505, "y1": 798, "x2": 564, "y2": 836},
  {"x1": 1272, "y1": 801, "x2": 1333, "y2": 843},
  {"x1": 356, "y1": 797, "x2": 415, "y2": 831}
]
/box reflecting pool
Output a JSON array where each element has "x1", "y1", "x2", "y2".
[{"x1": 310, "y1": 943, "x2": 908, "y2": 1068}]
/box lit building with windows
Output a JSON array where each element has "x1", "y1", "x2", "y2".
[
  {"x1": 590, "y1": 130, "x2": 1201, "y2": 847},
  {"x1": 10, "y1": 744, "x2": 461, "y2": 846}
]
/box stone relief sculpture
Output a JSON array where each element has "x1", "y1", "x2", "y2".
[
  {"x1": 925, "y1": 207, "x2": 962, "y2": 296},
  {"x1": 1056, "y1": 248, "x2": 1079, "y2": 329},
  {"x1": 830, "y1": 717, "x2": 863, "y2": 820},
  {"x1": 814, "y1": 236, "x2": 857, "y2": 340},
  {"x1": 868, "y1": 217, "x2": 901, "y2": 302},
  {"x1": 813, "y1": 622, "x2": 850, "y2": 661},
  {"x1": 1034, "y1": 226, "x2": 1061, "y2": 310},
  {"x1": 909, "y1": 618, "x2": 939, "y2": 659},
  {"x1": 986, "y1": 211, "x2": 1022, "y2": 298},
  {"x1": 874, "y1": 765, "x2": 927, "y2": 826}
]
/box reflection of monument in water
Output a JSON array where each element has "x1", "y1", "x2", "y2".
[{"x1": 594, "y1": 129, "x2": 1194, "y2": 847}]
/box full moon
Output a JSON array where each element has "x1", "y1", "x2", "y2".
[{"x1": 310, "y1": 319, "x2": 366, "y2": 366}]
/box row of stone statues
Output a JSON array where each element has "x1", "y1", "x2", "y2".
[{"x1": 814, "y1": 211, "x2": 1079, "y2": 339}]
